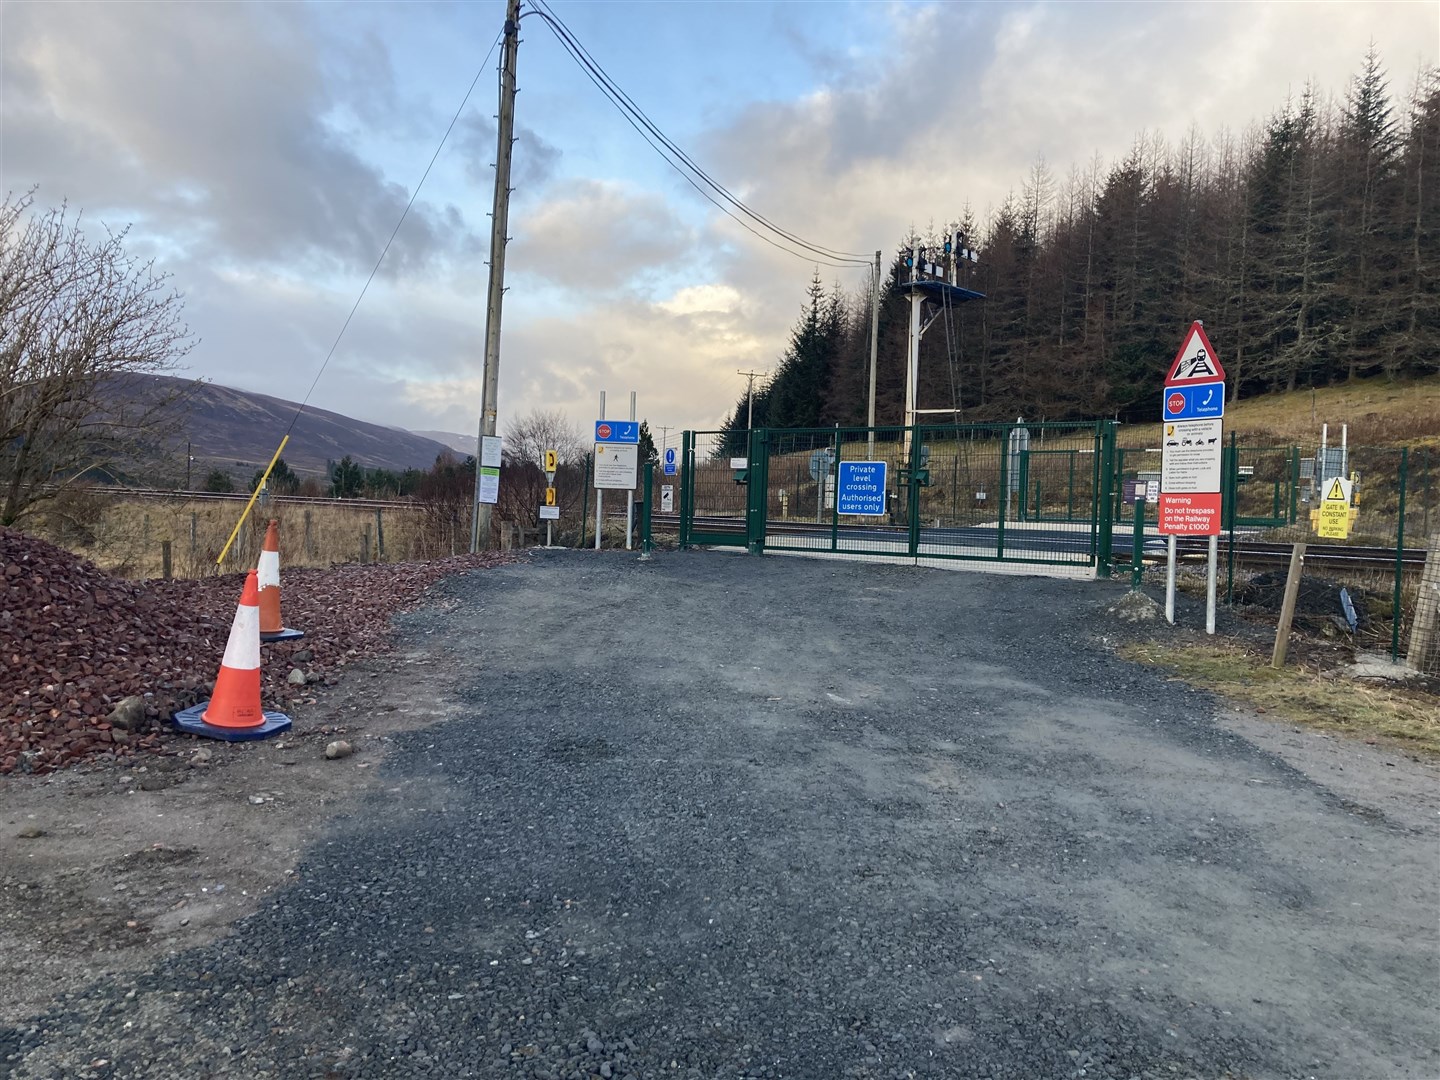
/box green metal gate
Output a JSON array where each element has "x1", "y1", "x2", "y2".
[{"x1": 681, "y1": 422, "x2": 1118, "y2": 573}]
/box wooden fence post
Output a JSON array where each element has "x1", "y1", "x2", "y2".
[
  {"x1": 375, "y1": 509, "x2": 385, "y2": 563},
  {"x1": 362, "y1": 524, "x2": 371, "y2": 564},
  {"x1": 303, "y1": 510, "x2": 313, "y2": 560},
  {"x1": 1406, "y1": 531, "x2": 1440, "y2": 674},
  {"x1": 1271, "y1": 543, "x2": 1306, "y2": 669},
  {"x1": 161, "y1": 540, "x2": 173, "y2": 581}
]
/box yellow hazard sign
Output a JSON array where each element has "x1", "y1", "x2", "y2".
[
  {"x1": 1315, "y1": 476, "x2": 1353, "y2": 539},
  {"x1": 544, "y1": 449, "x2": 558, "y2": 474},
  {"x1": 544, "y1": 486, "x2": 557, "y2": 507}
]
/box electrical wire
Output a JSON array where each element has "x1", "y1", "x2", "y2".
[
  {"x1": 283, "y1": 29, "x2": 506, "y2": 441},
  {"x1": 525, "y1": 2, "x2": 873, "y2": 270}
]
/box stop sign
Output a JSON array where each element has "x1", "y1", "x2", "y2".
[
  {"x1": 1166, "y1": 392, "x2": 1185, "y2": 415},
  {"x1": 597, "y1": 423, "x2": 612, "y2": 440}
]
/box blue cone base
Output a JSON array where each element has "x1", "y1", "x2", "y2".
[
  {"x1": 260, "y1": 627, "x2": 305, "y2": 643},
  {"x1": 171, "y1": 703, "x2": 293, "y2": 742}
]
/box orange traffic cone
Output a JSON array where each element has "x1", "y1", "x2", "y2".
[
  {"x1": 258, "y1": 519, "x2": 304, "y2": 643},
  {"x1": 171, "y1": 570, "x2": 292, "y2": 742}
]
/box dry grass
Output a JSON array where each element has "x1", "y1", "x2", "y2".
[
  {"x1": 1118, "y1": 639, "x2": 1440, "y2": 756},
  {"x1": 1223, "y1": 374, "x2": 1440, "y2": 448},
  {"x1": 30, "y1": 496, "x2": 455, "y2": 580}
]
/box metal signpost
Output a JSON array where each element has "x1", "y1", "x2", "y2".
[
  {"x1": 593, "y1": 394, "x2": 640, "y2": 549},
  {"x1": 541, "y1": 448, "x2": 558, "y2": 547},
  {"x1": 1158, "y1": 321, "x2": 1226, "y2": 632}
]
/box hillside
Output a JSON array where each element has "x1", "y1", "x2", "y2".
[
  {"x1": 411, "y1": 430, "x2": 479, "y2": 458},
  {"x1": 1223, "y1": 374, "x2": 1440, "y2": 448},
  {"x1": 140, "y1": 376, "x2": 455, "y2": 479}
]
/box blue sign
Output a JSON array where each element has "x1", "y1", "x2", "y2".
[
  {"x1": 594, "y1": 420, "x2": 640, "y2": 444},
  {"x1": 1162, "y1": 381, "x2": 1225, "y2": 421},
  {"x1": 663, "y1": 447, "x2": 677, "y2": 476},
  {"x1": 837, "y1": 461, "x2": 888, "y2": 516}
]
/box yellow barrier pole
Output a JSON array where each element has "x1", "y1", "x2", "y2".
[{"x1": 216, "y1": 435, "x2": 290, "y2": 565}]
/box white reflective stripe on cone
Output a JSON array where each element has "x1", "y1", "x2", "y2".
[
  {"x1": 257, "y1": 548, "x2": 281, "y2": 589},
  {"x1": 219, "y1": 601, "x2": 261, "y2": 671}
]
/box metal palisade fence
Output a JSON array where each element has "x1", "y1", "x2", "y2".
[
  {"x1": 1111, "y1": 437, "x2": 1437, "y2": 662},
  {"x1": 675, "y1": 425, "x2": 1438, "y2": 668},
  {"x1": 680, "y1": 422, "x2": 1117, "y2": 574}
]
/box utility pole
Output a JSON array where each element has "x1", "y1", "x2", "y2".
[
  {"x1": 738, "y1": 369, "x2": 764, "y2": 433},
  {"x1": 470, "y1": 0, "x2": 522, "y2": 553},
  {"x1": 866, "y1": 249, "x2": 880, "y2": 460}
]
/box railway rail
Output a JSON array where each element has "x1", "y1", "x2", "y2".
[
  {"x1": 652, "y1": 514, "x2": 1426, "y2": 573},
  {"x1": 72, "y1": 495, "x2": 1428, "y2": 573}
]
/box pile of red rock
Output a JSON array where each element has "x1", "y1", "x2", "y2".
[{"x1": 1, "y1": 527, "x2": 514, "y2": 775}]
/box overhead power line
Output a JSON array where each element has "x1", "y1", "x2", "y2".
[
  {"x1": 524, "y1": 1, "x2": 872, "y2": 270},
  {"x1": 283, "y1": 28, "x2": 506, "y2": 441}
]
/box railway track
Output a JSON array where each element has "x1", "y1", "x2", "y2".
[{"x1": 654, "y1": 514, "x2": 1426, "y2": 573}]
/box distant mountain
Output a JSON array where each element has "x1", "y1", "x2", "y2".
[
  {"x1": 135, "y1": 375, "x2": 455, "y2": 478},
  {"x1": 411, "y1": 430, "x2": 478, "y2": 458}
]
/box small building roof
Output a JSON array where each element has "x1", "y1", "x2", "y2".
[{"x1": 895, "y1": 279, "x2": 986, "y2": 303}]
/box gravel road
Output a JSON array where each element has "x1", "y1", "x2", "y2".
[{"x1": 5, "y1": 550, "x2": 1437, "y2": 1079}]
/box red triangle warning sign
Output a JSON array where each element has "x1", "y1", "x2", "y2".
[{"x1": 1165, "y1": 322, "x2": 1226, "y2": 385}]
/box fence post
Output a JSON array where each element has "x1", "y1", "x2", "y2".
[
  {"x1": 641, "y1": 460, "x2": 654, "y2": 555},
  {"x1": 746, "y1": 427, "x2": 767, "y2": 555},
  {"x1": 1392, "y1": 447, "x2": 1409, "y2": 662},
  {"x1": 1225, "y1": 432, "x2": 1238, "y2": 604},
  {"x1": 1407, "y1": 530, "x2": 1440, "y2": 674},
  {"x1": 375, "y1": 509, "x2": 385, "y2": 562},
  {"x1": 362, "y1": 524, "x2": 371, "y2": 564},
  {"x1": 678, "y1": 434, "x2": 691, "y2": 550},
  {"x1": 303, "y1": 509, "x2": 313, "y2": 560},
  {"x1": 579, "y1": 453, "x2": 591, "y2": 549},
  {"x1": 1131, "y1": 498, "x2": 1145, "y2": 590},
  {"x1": 161, "y1": 540, "x2": 173, "y2": 581},
  {"x1": 1095, "y1": 421, "x2": 1116, "y2": 576},
  {"x1": 190, "y1": 512, "x2": 198, "y2": 558},
  {"x1": 1272, "y1": 543, "x2": 1307, "y2": 669}
]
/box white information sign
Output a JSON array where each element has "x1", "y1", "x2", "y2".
[
  {"x1": 1160, "y1": 418, "x2": 1222, "y2": 493},
  {"x1": 594, "y1": 443, "x2": 639, "y2": 490},
  {"x1": 539, "y1": 505, "x2": 560, "y2": 521},
  {"x1": 660, "y1": 485, "x2": 674, "y2": 513},
  {"x1": 480, "y1": 436, "x2": 503, "y2": 469},
  {"x1": 729, "y1": 457, "x2": 748, "y2": 469},
  {"x1": 478, "y1": 467, "x2": 500, "y2": 504}
]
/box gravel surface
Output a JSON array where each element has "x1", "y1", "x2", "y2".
[
  {"x1": 4, "y1": 549, "x2": 1437, "y2": 1079},
  {"x1": 1, "y1": 527, "x2": 515, "y2": 774}
]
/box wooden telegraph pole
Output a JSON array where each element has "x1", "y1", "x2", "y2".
[{"x1": 471, "y1": 0, "x2": 522, "y2": 553}]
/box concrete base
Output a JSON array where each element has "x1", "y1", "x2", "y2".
[
  {"x1": 171, "y1": 703, "x2": 293, "y2": 742},
  {"x1": 260, "y1": 627, "x2": 305, "y2": 643}
]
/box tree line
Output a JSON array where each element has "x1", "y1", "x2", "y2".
[{"x1": 720, "y1": 51, "x2": 1438, "y2": 453}]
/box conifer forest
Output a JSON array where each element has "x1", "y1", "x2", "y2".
[{"x1": 720, "y1": 53, "x2": 1438, "y2": 446}]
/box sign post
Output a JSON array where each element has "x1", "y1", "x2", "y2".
[
  {"x1": 593, "y1": 395, "x2": 641, "y2": 550},
  {"x1": 542, "y1": 449, "x2": 558, "y2": 547},
  {"x1": 1158, "y1": 321, "x2": 1226, "y2": 632}
]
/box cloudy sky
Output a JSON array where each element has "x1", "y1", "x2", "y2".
[{"x1": 4, "y1": 1, "x2": 1436, "y2": 447}]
